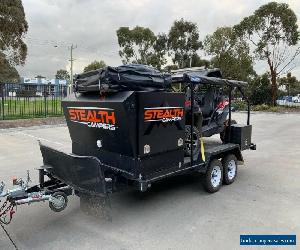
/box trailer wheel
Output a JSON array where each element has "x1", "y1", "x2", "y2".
[
  {"x1": 184, "y1": 125, "x2": 200, "y2": 158},
  {"x1": 49, "y1": 192, "x2": 68, "y2": 212},
  {"x1": 222, "y1": 154, "x2": 237, "y2": 185},
  {"x1": 204, "y1": 159, "x2": 223, "y2": 193}
]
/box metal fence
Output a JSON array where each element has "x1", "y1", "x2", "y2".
[{"x1": 0, "y1": 83, "x2": 68, "y2": 120}]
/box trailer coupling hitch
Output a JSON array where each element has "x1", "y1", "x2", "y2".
[{"x1": 0, "y1": 171, "x2": 69, "y2": 224}]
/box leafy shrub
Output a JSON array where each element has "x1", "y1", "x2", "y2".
[
  {"x1": 232, "y1": 100, "x2": 247, "y2": 111},
  {"x1": 252, "y1": 104, "x2": 270, "y2": 111},
  {"x1": 268, "y1": 106, "x2": 279, "y2": 112}
]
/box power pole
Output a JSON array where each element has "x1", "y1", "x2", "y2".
[{"x1": 69, "y1": 44, "x2": 77, "y2": 88}]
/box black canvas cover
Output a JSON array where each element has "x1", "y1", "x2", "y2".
[{"x1": 74, "y1": 64, "x2": 172, "y2": 93}]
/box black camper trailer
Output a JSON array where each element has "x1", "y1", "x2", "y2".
[{"x1": 0, "y1": 65, "x2": 256, "y2": 219}]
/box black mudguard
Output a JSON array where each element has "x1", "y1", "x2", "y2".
[{"x1": 39, "y1": 143, "x2": 108, "y2": 196}]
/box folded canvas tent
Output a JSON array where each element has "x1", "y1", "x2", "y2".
[{"x1": 74, "y1": 64, "x2": 172, "y2": 93}]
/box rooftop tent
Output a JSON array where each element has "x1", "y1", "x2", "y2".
[{"x1": 74, "y1": 64, "x2": 172, "y2": 93}]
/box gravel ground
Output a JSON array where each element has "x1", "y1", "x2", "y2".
[{"x1": 0, "y1": 112, "x2": 299, "y2": 250}]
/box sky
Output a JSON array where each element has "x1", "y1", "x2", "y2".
[{"x1": 17, "y1": 0, "x2": 300, "y2": 79}]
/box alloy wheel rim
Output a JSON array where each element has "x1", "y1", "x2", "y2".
[
  {"x1": 211, "y1": 165, "x2": 221, "y2": 188},
  {"x1": 53, "y1": 195, "x2": 66, "y2": 209},
  {"x1": 227, "y1": 160, "x2": 236, "y2": 180}
]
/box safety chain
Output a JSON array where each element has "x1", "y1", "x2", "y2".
[
  {"x1": 0, "y1": 199, "x2": 16, "y2": 225},
  {"x1": 0, "y1": 200, "x2": 8, "y2": 212},
  {"x1": 0, "y1": 199, "x2": 18, "y2": 249}
]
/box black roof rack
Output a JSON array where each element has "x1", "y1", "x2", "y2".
[
  {"x1": 171, "y1": 67, "x2": 222, "y2": 83},
  {"x1": 183, "y1": 73, "x2": 248, "y2": 87},
  {"x1": 171, "y1": 67, "x2": 247, "y2": 87}
]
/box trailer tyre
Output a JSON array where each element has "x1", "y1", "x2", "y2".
[
  {"x1": 184, "y1": 125, "x2": 200, "y2": 158},
  {"x1": 49, "y1": 192, "x2": 68, "y2": 212},
  {"x1": 204, "y1": 159, "x2": 223, "y2": 193},
  {"x1": 222, "y1": 154, "x2": 237, "y2": 185}
]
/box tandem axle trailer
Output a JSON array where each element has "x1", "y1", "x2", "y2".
[
  {"x1": 0, "y1": 138, "x2": 254, "y2": 223},
  {"x1": 0, "y1": 70, "x2": 256, "y2": 224}
]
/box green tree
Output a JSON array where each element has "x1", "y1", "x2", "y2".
[
  {"x1": 117, "y1": 26, "x2": 155, "y2": 64},
  {"x1": 148, "y1": 33, "x2": 168, "y2": 69},
  {"x1": 164, "y1": 55, "x2": 210, "y2": 73},
  {"x1": 249, "y1": 73, "x2": 272, "y2": 105},
  {"x1": 55, "y1": 69, "x2": 70, "y2": 80},
  {"x1": 168, "y1": 18, "x2": 202, "y2": 68},
  {"x1": 278, "y1": 72, "x2": 300, "y2": 96},
  {"x1": 163, "y1": 64, "x2": 179, "y2": 72},
  {"x1": 0, "y1": 0, "x2": 28, "y2": 82},
  {"x1": 177, "y1": 53, "x2": 211, "y2": 69},
  {"x1": 0, "y1": 0, "x2": 28, "y2": 65},
  {"x1": 116, "y1": 26, "x2": 167, "y2": 69},
  {"x1": 234, "y1": 2, "x2": 300, "y2": 105},
  {"x1": 83, "y1": 60, "x2": 106, "y2": 72},
  {"x1": 204, "y1": 27, "x2": 255, "y2": 81},
  {"x1": 188, "y1": 54, "x2": 210, "y2": 68},
  {"x1": 0, "y1": 52, "x2": 20, "y2": 83}
]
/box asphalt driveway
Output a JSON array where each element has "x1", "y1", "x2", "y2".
[{"x1": 0, "y1": 112, "x2": 299, "y2": 250}]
